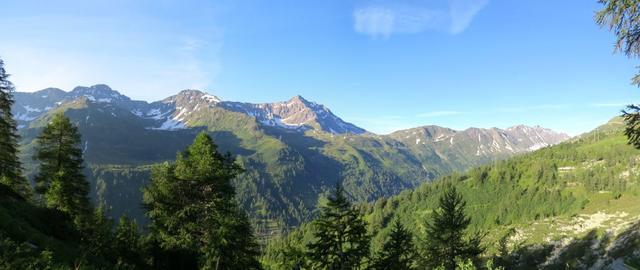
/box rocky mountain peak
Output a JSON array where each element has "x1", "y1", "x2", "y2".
[
  {"x1": 288, "y1": 95, "x2": 308, "y2": 103},
  {"x1": 390, "y1": 124, "x2": 570, "y2": 156},
  {"x1": 70, "y1": 84, "x2": 130, "y2": 102},
  {"x1": 32, "y1": 88, "x2": 66, "y2": 99},
  {"x1": 170, "y1": 89, "x2": 221, "y2": 104}
]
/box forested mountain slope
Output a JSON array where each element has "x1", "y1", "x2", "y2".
[
  {"x1": 365, "y1": 117, "x2": 640, "y2": 268},
  {"x1": 265, "y1": 117, "x2": 640, "y2": 269},
  {"x1": 13, "y1": 85, "x2": 569, "y2": 229}
]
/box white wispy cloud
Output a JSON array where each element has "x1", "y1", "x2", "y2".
[
  {"x1": 353, "y1": 0, "x2": 489, "y2": 38},
  {"x1": 418, "y1": 111, "x2": 462, "y2": 117},
  {"x1": 353, "y1": 6, "x2": 447, "y2": 38},
  {"x1": 449, "y1": 0, "x2": 490, "y2": 34},
  {"x1": 353, "y1": 7, "x2": 395, "y2": 38}
]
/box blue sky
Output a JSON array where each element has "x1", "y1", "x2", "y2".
[{"x1": 1, "y1": 0, "x2": 638, "y2": 135}]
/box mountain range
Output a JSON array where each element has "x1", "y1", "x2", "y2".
[
  {"x1": 12, "y1": 84, "x2": 570, "y2": 229},
  {"x1": 264, "y1": 117, "x2": 640, "y2": 269}
]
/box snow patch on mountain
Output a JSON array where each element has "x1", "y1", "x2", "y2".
[
  {"x1": 151, "y1": 118, "x2": 186, "y2": 131},
  {"x1": 22, "y1": 105, "x2": 41, "y2": 113},
  {"x1": 14, "y1": 113, "x2": 37, "y2": 121},
  {"x1": 145, "y1": 108, "x2": 171, "y2": 120},
  {"x1": 201, "y1": 94, "x2": 221, "y2": 103}
]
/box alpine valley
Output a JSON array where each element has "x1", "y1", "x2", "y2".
[{"x1": 12, "y1": 84, "x2": 570, "y2": 233}]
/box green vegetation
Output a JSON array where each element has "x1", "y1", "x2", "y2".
[
  {"x1": 0, "y1": 59, "x2": 30, "y2": 198},
  {"x1": 1, "y1": 130, "x2": 264, "y2": 269},
  {"x1": 596, "y1": 0, "x2": 640, "y2": 150},
  {"x1": 143, "y1": 132, "x2": 261, "y2": 269},
  {"x1": 263, "y1": 118, "x2": 640, "y2": 269},
  {"x1": 423, "y1": 186, "x2": 484, "y2": 270},
  {"x1": 370, "y1": 220, "x2": 416, "y2": 270},
  {"x1": 34, "y1": 113, "x2": 91, "y2": 222},
  {"x1": 13, "y1": 100, "x2": 624, "y2": 268},
  {"x1": 306, "y1": 183, "x2": 370, "y2": 269},
  {"x1": 15, "y1": 95, "x2": 530, "y2": 232},
  {"x1": 0, "y1": 66, "x2": 264, "y2": 269},
  {"x1": 262, "y1": 186, "x2": 486, "y2": 270},
  {"x1": 3, "y1": 5, "x2": 640, "y2": 265}
]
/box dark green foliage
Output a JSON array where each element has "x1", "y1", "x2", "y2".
[
  {"x1": 260, "y1": 220, "x2": 317, "y2": 270},
  {"x1": 423, "y1": 186, "x2": 484, "y2": 270},
  {"x1": 0, "y1": 235, "x2": 58, "y2": 270},
  {"x1": 370, "y1": 219, "x2": 416, "y2": 270},
  {"x1": 1, "y1": 173, "x2": 147, "y2": 269},
  {"x1": 77, "y1": 207, "x2": 118, "y2": 267},
  {"x1": 0, "y1": 183, "x2": 75, "y2": 269},
  {"x1": 306, "y1": 182, "x2": 371, "y2": 270},
  {"x1": 0, "y1": 58, "x2": 30, "y2": 198},
  {"x1": 596, "y1": 0, "x2": 640, "y2": 64},
  {"x1": 143, "y1": 131, "x2": 261, "y2": 269},
  {"x1": 15, "y1": 91, "x2": 524, "y2": 231},
  {"x1": 623, "y1": 104, "x2": 640, "y2": 149},
  {"x1": 596, "y1": 0, "x2": 640, "y2": 148},
  {"x1": 113, "y1": 216, "x2": 144, "y2": 268},
  {"x1": 33, "y1": 113, "x2": 90, "y2": 221}
]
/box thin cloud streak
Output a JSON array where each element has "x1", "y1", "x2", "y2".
[
  {"x1": 450, "y1": 0, "x2": 489, "y2": 34},
  {"x1": 353, "y1": 0, "x2": 489, "y2": 38}
]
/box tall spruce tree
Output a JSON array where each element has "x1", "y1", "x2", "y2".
[
  {"x1": 424, "y1": 186, "x2": 483, "y2": 270},
  {"x1": 113, "y1": 216, "x2": 144, "y2": 268},
  {"x1": 33, "y1": 113, "x2": 90, "y2": 220},
  {"x1": 306, "y1": 182, "x2": 370, "y2": 270},
  {"x1": 371, "y1": 219, "x2": 416, "y2": 270},
  {"x1": 143, "y1": 132, "x2": 261, "y2": 270},
  {"x1": 596, "y1": 0, "x2": 640, "y2": 148},
  {"x1": 0, "y1": 58, "x2": 30, "y2": 198}
]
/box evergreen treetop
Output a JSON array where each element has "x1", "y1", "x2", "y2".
[
  {"x1": 371, "y1": 219, "x2": 416, "y2": 270},
  {"x1": 424, "y1": 186, "x2": 484, "y2": 270},
  {"x1": 0, "y1": 58, "x2": 30, "y2": 198},
  {"x1": 596, "y1": 0, "x2": 640, "y2": 148},
  {"x1": 143, "y1": 131, "x2": 261, "y2": 270},
  {"x1": 306, "y1": 182, "x2": 370, "y2": 270},
  {"x1": 33, "y1": 112, "x2": 90, "y2": 221}
]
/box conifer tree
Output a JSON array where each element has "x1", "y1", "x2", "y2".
[
  {"x1": 33, "y1": 113, "x2": 90, "y2": 220},
  {"x1": 79, "y1": 206, "x2": 115, "y2": 264},
  {"x1": 371, "y1": 219, "x2": 415, "y2": 270},
  {"x1": 596, "y1": 0, "x2": 640, "y2": 148},
  {"x1": 143, "y1": 132, "x2": 261, "y2": 269},
  {"x1": 113, "y1": 216, "x2": 144, "y2": 268},
  {"x1": 0, "y1": 58, "x2": 30, "y2": 198},
  {"x1": 306, "y1": 182, "x2": 370, "y2": 270},
  {"x1": 424, "y1": 186, "x2": 484, "y2": 270}
]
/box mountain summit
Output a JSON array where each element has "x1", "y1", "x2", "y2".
[
  {"x1": 13, "y1": 86, "x2": 366, "y2": 135},
  {"x1": 12, "y1": 84, "x2": 572, "y2": 227},
  {"x1": 221, "y1": 94, "x2": 366, "y2": 134}
]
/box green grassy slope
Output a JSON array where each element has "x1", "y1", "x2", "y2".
[
  {"x1": 263, "y1": 117, "x2": 640, "y2": 269},
  {"x1": 0, "y1": 184, "x2": 83, "y2": 267},
  {"x1": 16, "y1": 100, "x2": 489, "y2": 230}
]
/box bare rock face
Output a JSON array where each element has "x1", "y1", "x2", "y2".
[
  {"x1": 218, "y1": 94, "x2": 366, "y2": 134},
  {"x1": 390, "y1": 124, "x2": 570, "y2": 158},
  {"x1": 12, "y1": 83, "x2": 576, "y2": 229},
  {"x1": 506, "y1": 125, "x2": 571, "y2": 150},
  {"x1": 13, "y1": 84, "x2": 570, "y2": 146}
]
